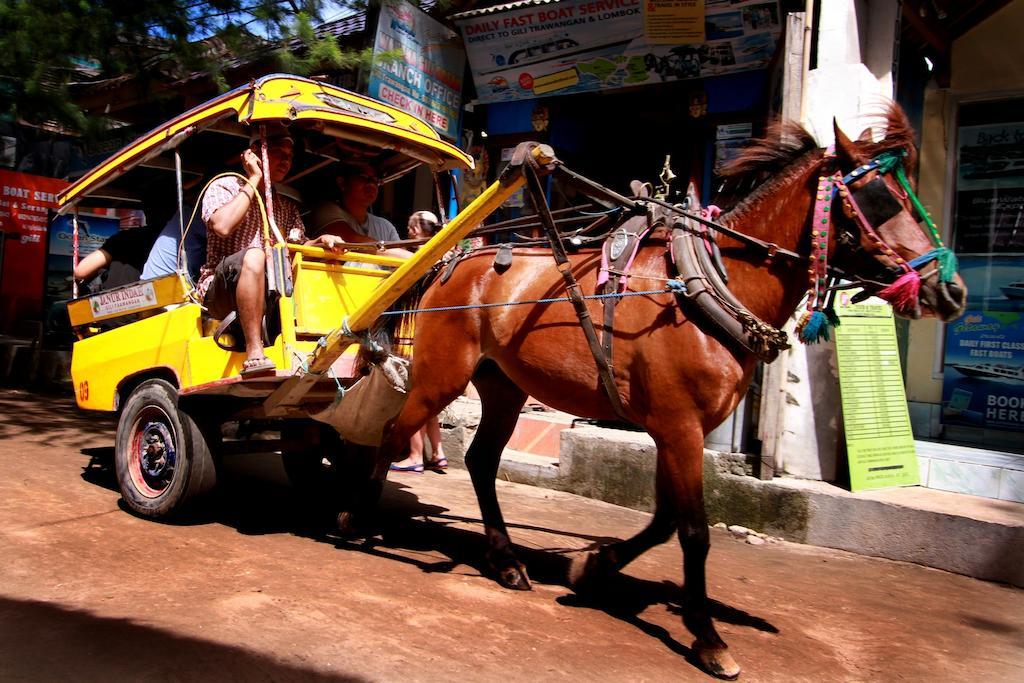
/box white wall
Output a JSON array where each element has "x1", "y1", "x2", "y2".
[{"x1": 769, "y1": 0, "x2": 898, "y2": 480}]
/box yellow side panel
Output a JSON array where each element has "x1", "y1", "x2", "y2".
[
  {"x1": 291, "y1": 260, "x2": 391, "y2": 336},
  {"x1": 71, "y1": 305, "x2": 203, "y2": 411}
]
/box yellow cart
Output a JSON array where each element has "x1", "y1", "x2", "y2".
[{"x1": 60, "y1": 74, "x2": 534, "y2": 518}]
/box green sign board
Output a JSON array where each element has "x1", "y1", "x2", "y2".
[{"x1": 834, "y1": 291, "x2": 919, "y2": 491}]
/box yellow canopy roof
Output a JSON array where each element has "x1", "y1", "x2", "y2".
[{"x1": 58, "y1": 74, "x2": 473, "y2": 210}]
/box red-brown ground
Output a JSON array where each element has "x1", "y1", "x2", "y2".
[{"x1": 1, "y1": 389, "x2": 1022, "y2": 681}]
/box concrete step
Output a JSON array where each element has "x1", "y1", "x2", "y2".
[{"x1": 439, "y1": 399, "x2": 1024, "y2": 588}]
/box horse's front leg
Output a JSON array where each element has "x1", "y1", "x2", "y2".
[{"x1": 466, "y1": 360, "x2": 530, "y2": 589}]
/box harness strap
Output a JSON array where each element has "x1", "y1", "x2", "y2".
[
  {"x1": 641, "y1": 196, "x2": 805, "y2": 264},
  {"x1": 523, "y1": 160, "x2": 632, "y2": 424},
  {"x1": 599, "y1": 214, "x2": 651, "y2": 379}
]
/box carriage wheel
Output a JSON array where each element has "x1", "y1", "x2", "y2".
[{"x1": 115, "y1": 379, "x2": 217, "y2": 519}]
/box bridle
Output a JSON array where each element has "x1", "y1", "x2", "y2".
[{"x1": 795, "y1": 147, "x2": 958, "y2": 343}]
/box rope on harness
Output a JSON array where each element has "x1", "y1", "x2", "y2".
[
  {"x1": 327, "y1": 367, "x2": 345, "y2": 403},
  {"x1": 376, "y1": 282, "x2": 686, "y2": 317},
  {"x1": 340, "y1": 315, "x2": 384, "y2": 354}
]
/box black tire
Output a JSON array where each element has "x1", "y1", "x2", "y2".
[{"x1": 115, "y1": 379, "x2": 217, "y2": 519}]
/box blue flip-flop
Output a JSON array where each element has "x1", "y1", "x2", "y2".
[{"x1": 389, "y1": 462, "x2": 424, "y2": 473}]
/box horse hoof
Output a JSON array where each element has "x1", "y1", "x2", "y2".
[
  {"x1": 336, "y1": 511, "x2": 372, "y2": 539},
  {"x1": 695, "y1": 644, "x2": 741, "y2": 680},
  {"x1": 497, "y1": 564, "x2": 532, "y2": 591}
]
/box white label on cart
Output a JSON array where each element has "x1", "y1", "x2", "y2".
[{"x1": 89, "y1": 282, "x2": 157, "y2": 317}]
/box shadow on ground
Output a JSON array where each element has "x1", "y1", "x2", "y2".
[
  {"x1": 0, "y1": 390, "x2": 115, "y2": 441},
  {"x1": 78, "y1": 445, "x2": 778, "y2": 677},
  {"x1": 0, "y1": 596, "x2": 364, "y2": 681}
]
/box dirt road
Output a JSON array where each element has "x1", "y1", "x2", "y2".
[{"x1": 1, "y1": 389, "x2": 1022, "y2": 681}]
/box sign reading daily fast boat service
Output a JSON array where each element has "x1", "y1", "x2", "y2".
[
  {"x1": 454, "y1": 0, "x2": 781, "y2": 103},
  {"x1": 367, "y1": 0, "x2": 465, "y2": 139}
]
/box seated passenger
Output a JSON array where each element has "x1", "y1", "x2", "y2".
[
  {"x1": 142, "y1": 184, "x2": 207, "y2": 282},
  {"x1": 307, "y1": 162, "x2": 413, "y2": 261},
  {"x1": 74, "y1": 224, "x2": 159, "y2": 291},
  {"x1": 197, "y1": 124, "x2": 342, "y2": 376}
]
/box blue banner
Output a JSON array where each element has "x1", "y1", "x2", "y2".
[
  {"x1": 367, "y1": 0, "x2": 464, "y2": 140},
  {"x1": 942, "y1": 256, "x2": 1024, "y2": 432}
]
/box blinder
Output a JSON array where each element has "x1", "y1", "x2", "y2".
[{"x1": 849, "y1": 176, "x2": 904, "y2": 227}]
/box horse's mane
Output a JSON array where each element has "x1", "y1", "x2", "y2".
[
  {"x1": 719, "y1": 121, "x2": 819, "y2": 179},
  {"x1": 716, "y1": 102, "x2": 918, "y2": 221},
  {"x1": 856, "y1": 102, "x2": 919, "y2": 175},
  {"x1": 716, "y1": 122, "x2": 821, "y2": 221}
]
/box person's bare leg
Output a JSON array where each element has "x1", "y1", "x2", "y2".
[
  {"x1": 237, "y1": 248, "x2": 267, "y2": 362},
  {"x1": 393, "y1": 429, "x2": 426, "y2": 469},
  {"x1": 426, "y1": 416, "x2": 444, "y2": 463}
]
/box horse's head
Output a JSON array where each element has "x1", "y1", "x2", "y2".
[{"x1": 825, "y1": 107, "x2": 966, "y2": 321}]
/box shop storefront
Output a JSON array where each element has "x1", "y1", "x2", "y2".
[
  {"x1": 901, "y1": 0, "x2": 1024, "y2": 500},
  {"x1": 450, "y1": 0, "x2": 791, "y2": 244}
]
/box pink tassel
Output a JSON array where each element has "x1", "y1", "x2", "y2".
[{"x1": 878, "y1": 271, "x2": 921, "y2": 313}]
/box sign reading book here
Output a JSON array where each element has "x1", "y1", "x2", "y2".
[{"x1": 834, "y1": 291, "x2": 919, "y2": 491}]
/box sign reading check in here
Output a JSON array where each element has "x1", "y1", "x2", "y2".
[{"x1": 834, "y1": 291, "x2": 919, "y2": 491}]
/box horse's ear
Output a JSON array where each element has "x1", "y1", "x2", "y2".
[
  {"x1": 884, "y1": 104, "x2": 918, "y2": 172},
  {"x1": 857, "y1": 127, "x2": 873, "y2": 143},
  {"x1": 833, "y1": 118, "x2": 863, "y2": 168}
]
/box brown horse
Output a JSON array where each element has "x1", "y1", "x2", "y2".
[{"x1": 369, "y1": 106, "x2": 966, "y2": 678}]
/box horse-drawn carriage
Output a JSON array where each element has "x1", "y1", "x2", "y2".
[
  {"x1": 62, "y1": 74, "x2": 966, "y2": 679},
  {"x1": 60, "y1": 74, "x2": 523, "y2": 516}
]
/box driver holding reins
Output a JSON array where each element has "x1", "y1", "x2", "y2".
[{"x1": 197, "y1": 123, "x2": 343, "y2": 376}]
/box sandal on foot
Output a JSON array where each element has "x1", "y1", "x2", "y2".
[
  {"x1": 426, "y1": 457, "x2": 448, "y2": 470},
  {"x1": 389, "y1": 462, "x2": 424, "y2": 473},
  {"x1": 241, "y1": 356, "x2": 276, "y2": 377}
]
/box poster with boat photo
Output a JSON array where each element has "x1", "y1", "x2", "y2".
[
  {"x1": 942, "y1": 256, "x2": 1024, "y2": 432},
  {"x1": 455, "y1": 0, "x2": 781, "y2": 104},
  {"x1": 953, "y1": 121, "x2": 1024, "y2": 254}
]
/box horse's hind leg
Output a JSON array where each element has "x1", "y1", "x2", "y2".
[
  {"x1": 465, "y1": 359, "x2": 530, "y2": 590},
  {"x1": 338, "y1": 344, "x2": 477, "y2": 534}
]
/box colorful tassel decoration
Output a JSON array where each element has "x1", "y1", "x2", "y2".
[
  {"x1": 797, "y1": 310, "x2": 835, "y2": 343},
  {"x1": 878, "y1": 270, "x2": 921, "y2": 313}
]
